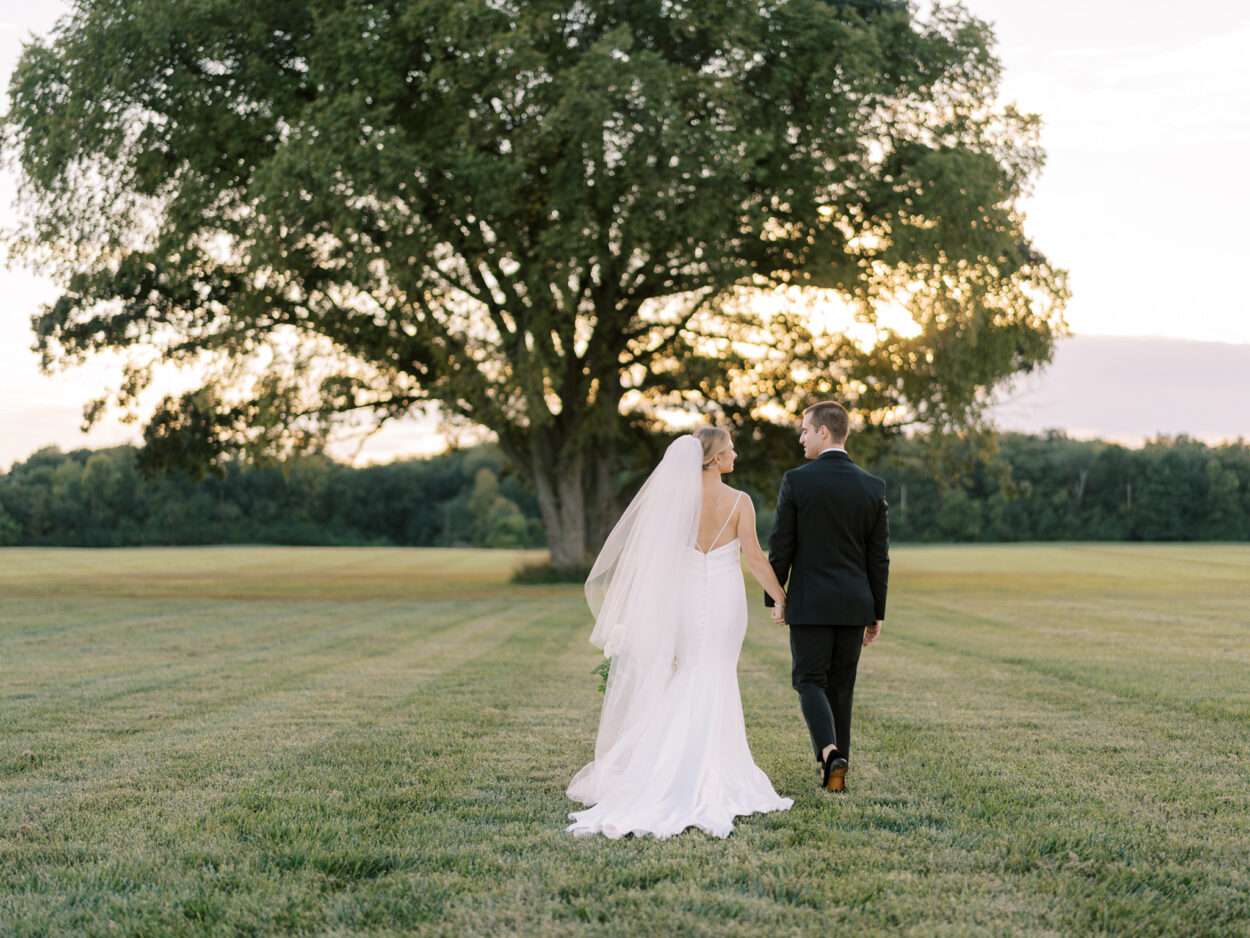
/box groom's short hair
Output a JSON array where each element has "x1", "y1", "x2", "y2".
[{"x1": 803, "y1": 401, "x2": 850, "y2": 443}]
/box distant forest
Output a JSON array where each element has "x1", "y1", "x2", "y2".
[{"x1": 1, "y1": 432, "x2": 1247, "y2": 548}]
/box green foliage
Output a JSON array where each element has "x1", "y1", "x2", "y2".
[
  {"x1": 0, "y1": 443, "x2": 545, "y2": 549},
  {"x1": 593, "y1": 657, "x2": 612, "y2": 694},
  {"x1": 0, "y1": 503, "x2": 19, "y2": 546},
  {"x1": 467, "y1": 466, "x2": 532, "y2": 547},
  {"x1": 877, "y1": 432, "x2": 1250, "y2": 542},
  {"x1": 2, "y1": 0, "x2": 1069, "y2": 565},
  {"x1": 2, "y1": 432, "x2": 1248, "y2": 548}
]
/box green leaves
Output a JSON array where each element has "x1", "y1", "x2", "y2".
[
  {"x1": 4, "y1": 0, "x2": 1068, "y2": 560},
  {"x1": 593, "y1": 657, "x2": 611, "y2": 694}
]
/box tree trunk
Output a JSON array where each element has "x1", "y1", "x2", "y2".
[{"x1": 529, "y1": 439, "x2": 621, "y2": 570}]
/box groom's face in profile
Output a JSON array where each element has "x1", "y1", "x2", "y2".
[{"x1": 798, "y1": 414, "x2": 826, "y2": 460}]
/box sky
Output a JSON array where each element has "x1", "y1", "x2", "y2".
[{"x1": 1, "y1": 0, "x2": 1248, "y2": 470}]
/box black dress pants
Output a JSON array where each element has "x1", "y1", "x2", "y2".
[{"x1": 789, "y1": 624, "x2": 866, "y2": 762}]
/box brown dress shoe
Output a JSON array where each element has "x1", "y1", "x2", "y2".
[{"x1": 821, "y1": 749, "x2": 848, "y2": 793}]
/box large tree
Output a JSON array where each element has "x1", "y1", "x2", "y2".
[{"x1": 4, "y1": 0, "x2": 1067, "y2": 567}]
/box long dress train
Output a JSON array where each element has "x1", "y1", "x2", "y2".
[{"x1": 566, "y1": 509, "x2": 793, "y2": 839}]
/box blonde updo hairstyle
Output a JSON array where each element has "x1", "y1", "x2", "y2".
[{"x1": 695, "y1": 426, "x2": 732, "y2": 470}]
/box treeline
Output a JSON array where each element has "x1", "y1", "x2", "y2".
[
  {"x1": 1, "y1": 431, "x2": 1247, "y2": 548},
  {"x1": 0, "y1": 444, "x2": 545, "y2": 548},
  {"x1": 877, "y1": 432, "x2": 1250, "y2": 542}
]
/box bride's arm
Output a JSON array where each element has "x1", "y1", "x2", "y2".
[{"x1": 736, "y1": 496, "x2": 787, "y2": 607}]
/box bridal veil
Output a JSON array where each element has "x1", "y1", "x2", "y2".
[{"x1": 568, "y1": 434, "x2": 702, "y2": 803}]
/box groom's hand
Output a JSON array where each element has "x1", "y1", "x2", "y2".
[{"x1": 864, "y1": 621, "x2": 882, "y2": 645}]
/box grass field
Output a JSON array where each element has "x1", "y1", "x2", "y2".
[{"x1": 2, "y1": 544, "x2": 1248, "y2": 937}]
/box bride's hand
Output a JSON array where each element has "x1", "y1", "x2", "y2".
[{"x1": 770, "y1": 601, "x2": 785, "y2": 625}]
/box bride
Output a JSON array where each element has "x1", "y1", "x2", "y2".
[{"x1": 566, "y1": 427, "x2": 794, "y2": 839}]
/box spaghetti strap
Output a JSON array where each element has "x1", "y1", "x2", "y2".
[{"x1": 698, "y1": 491, "x2": 743, "y2": 553}]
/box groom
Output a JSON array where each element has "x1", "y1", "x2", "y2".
[{"x1": 765, "y1": 401, "x2": 889, "y2": 793}]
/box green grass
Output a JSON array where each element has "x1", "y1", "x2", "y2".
[{"x1": 2, "y1": 544, "x2": 1248, "y2": 937}]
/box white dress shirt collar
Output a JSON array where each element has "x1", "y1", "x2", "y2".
[{"x1": 818, "y1": 446, "x2": 847, "y2": 456}]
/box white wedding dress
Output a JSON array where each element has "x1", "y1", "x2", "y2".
[{"x1": 566, "y1": 439, "x2": 793, "y2": 840}]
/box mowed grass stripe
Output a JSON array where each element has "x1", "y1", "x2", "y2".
[
  {"x1": 2, "y1": 545, "x2": 1248, "y2": 938},
  {"x1": 0, "y1": 598, "x2": 533, "y2": 797},
  {"x1": 862, "y1": 598, "x2": 1250, "y2": 845},
  {"x1": 1071, "y1": 544, "x2": 1250, "y2": 572},
  {"x1": 738, "y1": 551, "x2": 1250, "y2": 936},
  {"x1": 354, "y1": 601, "x2": 1069, "y2": 936},
  {"x1": 852, "y1": 634, "x2": 1248, "y2": 857},
  {"x1": 425, "y1": 605, "x2": 1070, "y2": 937},
  {"x1": 890, "y1": 597, "x2": 1250, "y2": 725},
  {"x1": 742, "y1": 630, "x2": 1250, "y2": 936},
  {"x1": 2, "y1": 597, "x2": 496, "y2": 749},
  {"x1": 869, "y1": 659, "x2": 1249, "y2": 935},
  {"x1": 3, "y1": 599, "x2": 465, "y2": 716},
  {"x1": 1, "y1": 598, "x2": 585, "y2": 936},
  {"x1": 0, "y1": 598, "x2": 561, "y2": 935},
  {"x1": 0, "y1": 546, "x2": 545, "y2": 603},
  {"x1": 216, "y1": 592, "x2": 827, "y2": 937}
]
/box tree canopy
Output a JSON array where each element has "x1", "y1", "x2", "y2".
[{"x1": 4, "y1": 0, "x2": 1068, "y2": 565}]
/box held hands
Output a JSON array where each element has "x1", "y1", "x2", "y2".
[
  {"x1": 863, "y1": 620, "x2": 882, "y2": 646},
  {"x1": 770, "y1": 599, "x2": 786, "y2": 625}
]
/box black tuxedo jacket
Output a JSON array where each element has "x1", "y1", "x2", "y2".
[{"x1": 765, "y1": 451, "x2": 889, "y2": 626}]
